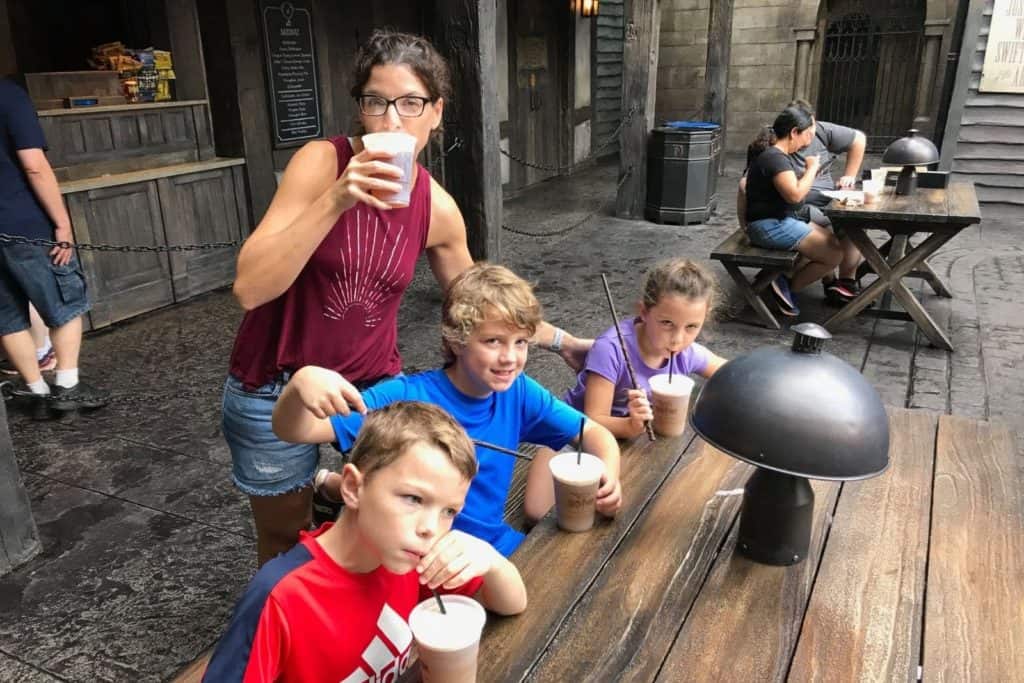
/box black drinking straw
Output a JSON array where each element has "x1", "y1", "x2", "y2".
[
  {"x1": 601, "y1": 274, "x2": 656, "y2": 441},
  {"x1": 576, "y1": 416, "x2": 585, "y2": 465},
  {"x1": 669, "y1": 352, "x2": 675, "y2": 383},
  {"x1": 472, "y1": 439, "x2": 533, "y2": 461},
  {"x1": 432, "y1": 588, "x2": 447, "y2": 614}
]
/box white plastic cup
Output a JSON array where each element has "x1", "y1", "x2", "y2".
[
  {"x1": 360, "y1": 132, "x2": 417, "y2": 208},
  {"x1": 862, "y1": 179, "x2": 880, "y2": 203},
  {"x1": 870, "y1": 168, "x2": 887, "y2": 186},
  {"x1": 409, "y1": 595, "x2": 487, "y2": 683},
  {"x1": 648, "y1": 374, "x2": 695, "y2": 437},
  {"x1": 549, "y1": 451, "x2": 605, "y2": 532}
]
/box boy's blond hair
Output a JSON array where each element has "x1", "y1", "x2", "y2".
[
  {"x1": 350, "y1": 402, "x2": 477, "y2": 481},
  {"x1": 440, "y1": 262, "x2": 542, "y2": 363}
]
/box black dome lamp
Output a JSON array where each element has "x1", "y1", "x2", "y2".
[
  {"x1": 881, "y1": 129, "x2": 939, "y2": 195},
  {"x1": 689, "y1": 323, "x2": 890, "y2": 565}
]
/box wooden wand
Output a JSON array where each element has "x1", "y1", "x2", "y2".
[{"x1": 600, "y1": 273, "x2": 656, "y2": 442}]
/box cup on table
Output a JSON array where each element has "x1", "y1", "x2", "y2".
[
  {"x1": 862, "y1": 179, "x2": 880, "y2": 204},
  {"x1": 549, "y1": 451, "x2": 605, "y2": 532},
  {"x1": 649, "y1": 374, "x2": 695, "y2": 437},
  {"x1": 360, "y1": 132, "x2": 417, "y2": 208},
  {"x1": 409, "y1": 594, "x2": 487, "y2": 683},
  {"x1": 870, "y1": 168, "x2": 887, "y2": 187}
]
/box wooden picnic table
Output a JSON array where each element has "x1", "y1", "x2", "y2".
[
  {"x1": 463, "y1": 407, "x2": 1021, "y2": 681},
  {"x1": 821, "y1": 182, "x2": 981, "y2": 351}
]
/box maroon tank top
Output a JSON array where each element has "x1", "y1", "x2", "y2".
[{"x1": 228, "y1": 136, "x2": 432, "y2": 388}]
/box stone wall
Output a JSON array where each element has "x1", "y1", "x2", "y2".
[{"x1": 657, "y1": 0, "x2": 805, "y2": 152}]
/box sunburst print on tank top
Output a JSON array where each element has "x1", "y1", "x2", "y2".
[{"x1": 324, "y1": 208, "x2": 408, "y2": 328}]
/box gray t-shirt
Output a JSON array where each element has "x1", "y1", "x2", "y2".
[{"x1": 789, "y1": 120, "x2": 859, "y2": 194}]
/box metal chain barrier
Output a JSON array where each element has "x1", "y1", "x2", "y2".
[
  {"x1": 501, "y1": 169, "x2": 632, "y2": 239},
  {"x1": 499, "y1": 106, "x2": 638, "y2": 174},
  {"x1": 0, "y1": 232, "x2": 240, "y2": 253}
]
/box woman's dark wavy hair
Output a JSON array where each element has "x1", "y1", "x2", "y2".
[
  {"x1": 771, "y1": 106, "x2": 815, "y2": 141},
  {"x1": 350, "y1": 29, "x2": 452, "y2": 103}
]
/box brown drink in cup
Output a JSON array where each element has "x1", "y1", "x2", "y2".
[
  {"x1": 409, "y1": 595, "x2": 487, "y2": 683},
  {"x1": 648, "y1": 374, "x2": 695, "y2": 437},
  {"x1": 549, "y1": 452, "x2": 605, "y2": 532},
  {"x1": 360, "y1": 132, "x2": 417, "y2": 208}
]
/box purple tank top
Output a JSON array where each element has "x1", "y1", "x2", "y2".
[{"x1": 228, "y1": 136, "x2": 432, "y2": 388}]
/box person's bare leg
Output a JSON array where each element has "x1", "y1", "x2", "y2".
[
  {"x1": 792, "y1": 227, "x2": 843, "y2": 292},
  {"x1": 1, "y1": 330, "x2": 43, "y2": 385},
  {"x1": 250, "y1": 488, "x2": 314, "y2": 567},
  {"x1": 837, "y1": 236, "x2": 862, "y2": 280},
  {"x1": 523, "y1": 447, "x2": 558, "y2": 524},
  {"x1": 49, "y1": 315, "x2": 82, "y2": 371},
  {"x1": 27, "y1": 304, "x2": 48, "y2": 351}
]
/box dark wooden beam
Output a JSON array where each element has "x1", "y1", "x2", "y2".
[
  {"x1": 0, "y1": 0, "x2": 18, "y2": 76},
  {"x1": 165, "y1": 0, "x2": 209, "y2": 102},
  {"x1": 0, "y1": 400, "x2": 40, "y2": 576},
  {"x1": 196, "y1": 0, "x2": 277, "y2": 227},
  {"x1": 431, "y1": 0, "x2": 502, "y2": 261},
  {"x1": 616, "y1": 0, "x2": 661, "y2": 219},
  {"x1": 703, "y1": 0, "x2": 733, "y2": 175}
]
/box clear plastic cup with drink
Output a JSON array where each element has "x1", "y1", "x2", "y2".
[
  {"x1": 409, "y1": 594, "x2": 487, "y2": 683},
  {"x1": 549, "y1": 451, "x2": 605, "y2": 532},
  {"x1": 360, "y1": 132, "x2": 417, "y2": 208},
  {"x1": 648, "y1": 374, "x2": 695, "y2": 437}
]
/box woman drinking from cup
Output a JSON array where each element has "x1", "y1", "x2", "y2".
[{"x1": 222, "y1": 29, "x2": 589, "y2": 566}]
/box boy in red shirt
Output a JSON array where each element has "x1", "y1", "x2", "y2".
[{"x1": 203, "y1": 401, "x2": 527, "y2": 682}]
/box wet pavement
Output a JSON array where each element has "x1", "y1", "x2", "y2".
[{"x1": 1, "y1": 156, "x2": 1021, "y2": 681}]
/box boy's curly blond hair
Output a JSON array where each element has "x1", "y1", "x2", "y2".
[{"x1": 441, "y1": 263, "x2": 542, "y2": 364}]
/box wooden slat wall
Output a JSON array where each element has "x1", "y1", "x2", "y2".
[
  {"x1": 948, "y1": 0, "x2": 1024, "y2": 207},
  {"x1": 594, "y1": 0, "x2": 625, "y2": 149}
]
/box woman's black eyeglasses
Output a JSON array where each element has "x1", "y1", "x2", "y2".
[{"x1": 356, "y1": 95, "x2": 434, "y2": 118}]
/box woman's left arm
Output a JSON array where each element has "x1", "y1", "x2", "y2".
[{"x1": 425, "y1": 179, "x2": 593, "y2": 369}]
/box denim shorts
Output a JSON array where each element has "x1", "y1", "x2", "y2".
[
  {"x1": 222, "y1": 371, "x2": 399, "y2": 496},
  {"x1": 0, "y1": 243, "x2": 91, "y2": 335},
  {"x1": 746, "y1": 216, "x2": 812, "y2": 251}
]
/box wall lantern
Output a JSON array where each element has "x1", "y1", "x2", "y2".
[{"x1": 573, "y1": 0, "x2": 600, "y2": 17}]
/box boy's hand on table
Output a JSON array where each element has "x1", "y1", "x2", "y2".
[
  {"x1": 418, "y1": 530, "x2": 499, "y2": 591},
  {"x1": 290, "y1": 366, "x2": 366, "y2": 419},
  {"x1": 596, "y1": 474, "x2": 622, "y2": 517}
]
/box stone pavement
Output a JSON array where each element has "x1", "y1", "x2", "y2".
[{"x1": 1, "y1": 157, "x2": 1020, "y2": 681}]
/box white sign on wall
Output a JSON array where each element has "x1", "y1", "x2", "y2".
[{"x1": 980, "y1": 0, "x2": 1024, "y2": 93}]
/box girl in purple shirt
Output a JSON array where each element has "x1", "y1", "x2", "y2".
[{"x1": 564, "y1": 259, "x2": 728, "y2": 439}]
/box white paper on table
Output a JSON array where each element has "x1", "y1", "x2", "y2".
[{"x1": 821, "y1": 190, "x2": 866, "y2": 202}]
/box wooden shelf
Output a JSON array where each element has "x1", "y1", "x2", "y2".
[
  {"x1": 38, "y1": 99, "x2": 209, "y2": 117},
  {"x1": 59, "y1": 157, "x2": 246, "y2": 194}
]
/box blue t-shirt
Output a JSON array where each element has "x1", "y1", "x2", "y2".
[
  {"x1": 0, "y1": 79, "x2": 52, "y2": 239},
  {"x1": 564, "y1": 318, "x2": 709, "y2": 416},
  {"x1": 330, "y1": 369, "x2": 583, "y2": 556}
]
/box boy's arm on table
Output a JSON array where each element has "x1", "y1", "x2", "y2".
[
  {"x1": 272, "y1": 366, "x2": 366, "y2": 444},
  {"x1": 577, "y1": 419, "x2": 622, "y2": 516},
  {"x1": 582, "y1": 373, "x2": 651, "y2": 440}
]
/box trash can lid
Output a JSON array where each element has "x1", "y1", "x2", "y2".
[{"x1": 664, "y1": 121, "x2": 720, "y2": 130}]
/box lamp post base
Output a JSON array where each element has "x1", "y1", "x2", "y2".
[
  {"x1": 737, "y1": 469, "x2": 814, "y2": 566},
  {"x1": 895, "y1": 166, "x2": 917, "y2": 195}
]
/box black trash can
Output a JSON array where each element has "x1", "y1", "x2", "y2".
[{"x1": 645, "y1": 122, "x2": 721, "y2": 225}]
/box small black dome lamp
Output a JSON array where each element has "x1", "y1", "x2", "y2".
[
  {"x1": 881, "y1": 129, "x2": 939, "y2": 195},
  {"x1": 689, "y1": 323, "x2": 890, "y2": 565}
]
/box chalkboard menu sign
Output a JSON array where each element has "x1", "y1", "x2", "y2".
[{"x1": 260, "y1": 0, "x2": 322, "y2": 147}]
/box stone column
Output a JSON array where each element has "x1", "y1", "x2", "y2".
[
  {"x1": 0, "y1": 398, "x2": 40, "y2": 576},
  {"x1": 792, "y1": 27, "x2": 818, "y2": 101},
  {"x1": 913, "y1": 20, "x2": 949, "y2": 135}
]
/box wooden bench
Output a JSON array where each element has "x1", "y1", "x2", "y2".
[{"x1": 710, "y1": 228, "x2": 799, "y2": 329}]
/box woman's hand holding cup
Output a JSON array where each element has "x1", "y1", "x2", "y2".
[{"x1": 332, "y1": 148, "x2": 406, "y2": 213}]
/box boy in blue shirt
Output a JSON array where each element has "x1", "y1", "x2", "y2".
[{"x1": 273, "y1": 263, "x2": 622, "y2": 556}]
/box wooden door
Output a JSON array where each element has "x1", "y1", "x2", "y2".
[
  {"x1": 65, "y1": 181, "x2": 174, "y2": 328},
  {"x1": 507, "y1": 0, "x2": 565, "y2": 191}
]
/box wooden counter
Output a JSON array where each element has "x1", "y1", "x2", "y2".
[{"x1": 37, "y1": 99, "x2": 209, "y2": 117}]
